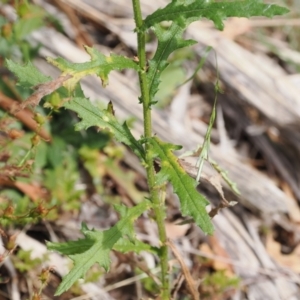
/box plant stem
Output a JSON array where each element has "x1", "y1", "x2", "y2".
[{"x1": 131, "y1": 1, "x2": 169, "y2": 298}]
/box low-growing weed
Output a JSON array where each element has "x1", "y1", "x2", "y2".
[{"x1": 2, "y1": 0, "x2": 288, "y2": 298}]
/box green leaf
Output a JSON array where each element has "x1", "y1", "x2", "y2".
[
  {"x1": 114, "y1": 237, "x2": 157, "y2": 254},
  {"x1": 13, "y1": 17, "x2": 44, "y2": 40},
  {"x1": 13, "y1": 3, "x2": 45, "y2": 40},
  {"x1": 147, "y1": 23, "x2": 196, "y2": 101},
  {"x1": 6, "y1": 60, "x2": 51, "y2": 88},
  {"x1": 153, "y1": 62, "x2": 186, "y2": 108},
  {"x1": 145, "y1": 0, "x2": 288, "y2": 101},
  {"x1": 64, "y1": 98, "x2": 145, "y2": 160},
  {"x1": 0, "y1": 16, "x2": 7, "y2": 28},
  {"x1": 47, "y1": 201, "x2": 151, "y2": 295},
  {"x1": 47, "y1": 46, "x2": 140, "y2": 91},
  {"x1": 143, "y1": 0, "x2": 289, "y2": 31},
  {"x1": 195, "y1": 93, "x2": 217, "y2": 182},
  {"x1": 148, "y1": 137, "x2": 214, "y2": 235},
  {"x1": 47, "y1": 234, "x2": 93, "y2": 256}
]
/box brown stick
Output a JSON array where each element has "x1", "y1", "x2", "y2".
[
  {"x1": 167, "y1": 239, "x2": 200, "y2": 300},
  {"x1": 0, "y1": 92, "x2": 52, "y2": 142}
]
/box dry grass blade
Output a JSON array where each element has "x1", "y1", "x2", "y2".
[
  {"x1": 103, "y1": 267, "x2": 161, "y2": 293},
  {"x1": 167, "y1": 239, "x2": 200, "y2": 300},
  {"x1": 171, "y1": 274, "x2": 185, "y2": 300}
]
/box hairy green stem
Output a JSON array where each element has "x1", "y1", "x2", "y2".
[{"x1": 131, "y1": 0, "x2": 169, "y2": 298}]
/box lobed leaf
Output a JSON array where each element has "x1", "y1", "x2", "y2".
[
  {"x1": 46, "y1": 234, "x2": 93, "y2": 256},
  {"x1": 147, "y1": 23, "x2": 196, "y2": 102},
  {"x1": 143, "y1": 0, "x2": 289, "y2": 31},
  {"x1": 148, "y1": 137, "x2": 214, "y2": 235},
  {"x1": 47, "y1": 46, "x2": 140, "y2": 91},
  {"x1": 144, "y1": 0, "x2": 288, "y2": 102},
  {"x1": 64, "y1": 98, "x2": 145, "y2": 160},
  {"x1": 6, "y1": 60, "x2": 51, "y2": 88},
  {"x1": 47, "y1": 201, "x2": 151, "y2": 295}
]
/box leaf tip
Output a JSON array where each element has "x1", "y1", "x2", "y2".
[{"x1": 54, "y1": 285, "x2": 66, "y2": 296}]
